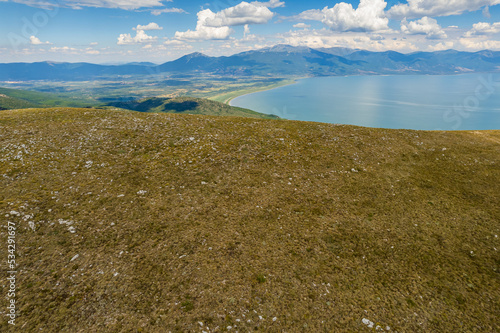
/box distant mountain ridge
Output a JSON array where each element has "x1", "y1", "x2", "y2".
[{"x1": 1, "y1": 45, "x2": 500, "y2": 81}]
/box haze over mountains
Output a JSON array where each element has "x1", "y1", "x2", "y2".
[{"x1": 1, "y1": 45, "x2": 500, "y2": 81}]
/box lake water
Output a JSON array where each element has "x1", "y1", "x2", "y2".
[{"x1": 230, "y1": 74, "x2": 500, "y2": 130}]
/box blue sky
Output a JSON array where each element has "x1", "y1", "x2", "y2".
[{"x1": 0, "y1": 0, "x2": 499, "y2": 63}]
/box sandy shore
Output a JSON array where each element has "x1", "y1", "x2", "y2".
[{"x1": 208, "y1": 79, "x2": 298, "y2": 105}]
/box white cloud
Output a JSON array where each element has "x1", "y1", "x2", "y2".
[
  {"x1": 49, "y1": 46, "x2": 77, "y2": 52},
  {"x1": 388, "y1": 0, "x2": 500, "y2": 19},
  {"x1": 86, "y1": 48, "x2": 100, "y2": 55},
  {"x1": 175, "y1": 10, "x2": 234, "y2": 40},
  {"x1": 278, "y1": 25, "x2": 500, "y2": 53},
  {"x1": 244, "y1": 24, "x2": 251, "y2": 35},
  {"x1": 401, "y1": 17, "x2": 447, "y2": 40},
  {"x1": 151, "y1": 7, "x2": 187, "y2": 15},
  {"x1": 464, "y1": 22, "x2": 500, "y2": 37},
  {"x1": 292, "y1": 9, "x2": 324, "y2": 21},
  {"x1": 117, "y1": 30, "x2": 157, "y2": 45},
  {"x1": 29, "y1": 36, "x2": 51, "y2": 45},
  {"x1": 9, "y1": 0, "x2": 167, "y2": 10},
  {"x1": 203, "y1": 2, "x2": 274, "y2": 27},
  {"x1": 133, "y1": 22, "x2": 163, "y2": 31},
  {"x1": 460, "y1": 37, "x2": 500, "y2": 50},
  {"x1": 293, "y1": 0, "x2": 389, "y2": 32},
  {"x1": 164, "y1": 39, "x2": 184, "y2": 46},
  {"x1": 90, "y1": 42, "x2": 99, "y2": 45},
  {"x1": 281, "y1": 29, "x2": 420, "y2": 52},
  {"x1": 251, "y1": 0, "x2": 285, "y2": 8},
  {"x1": 483, "y1": 6, "x2": 491, "y2": 18},
  {"x1": 293, "y1": 23, "x2": 311, "y2": 29},
  {"x1": 283, "y1": 32, "x2": 330, "y2": 48},
  {"x1": 428, "y1": 41, "x2": 454, "y2": 51},
  {"x1": 164, "y1": 39, "x2": 193, "y2": 50},
  {"x1": 370, "y1": 34, "x2": 384, "y2": 41},
  {"x1": 323, "y1": 0, "x2": 389, "y2": 32},
  {"x1": 175, "y1": 1, "x2": 277, "y2": 40},
  {"x1": 203, "y1": 36, "x2": 271, "y2": 56}
]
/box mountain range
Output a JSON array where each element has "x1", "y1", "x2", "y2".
[{"x1": 1, "y1": 45, "x2": 500, "y2": 81}]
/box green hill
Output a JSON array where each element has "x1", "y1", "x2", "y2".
[
  {"x1": 0, "y1": 88, "x2": 273, "y2": 120},
  {"x1": 0, "y1": 108, "x2": 499, "y2": 332},
  {"x1": 107, "y1": 96, "x2": 279, "y2": 119},
  {"x1": 0, "y1": 93, "x2": 40, "y2": 110}
]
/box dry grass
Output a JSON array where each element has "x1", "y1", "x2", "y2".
[{"x1": 0, "y1": 108, "x2": 499, "y2": 332}]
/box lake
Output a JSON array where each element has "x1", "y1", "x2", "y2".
[{"x1": 230, "y1": 74, "x2": 500, "y2": 130}]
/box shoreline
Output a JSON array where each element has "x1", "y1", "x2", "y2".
[{"x1": 208, "y1": 78, "x2": 300, "y2": 105}]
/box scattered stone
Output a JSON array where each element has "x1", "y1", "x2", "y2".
[{"x1": 362, "y1": 318, "x2": 374, "y2": 328}]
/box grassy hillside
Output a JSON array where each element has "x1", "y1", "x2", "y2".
[
  {"x1": 0, "y1": 87, "x2": 96, "y2": 109},
  {"x1": 0, "y1": 88, "x2": 278, "y2": 120},
  {"x1": 0, "y1": 93, "x2": 40, "y2": 110},
  {"x1": 0, "y1": 108, "x2": 499, "y2": 332},
  {"x1": 107, "y1": 96, "x2": 279, "y2": 119}
]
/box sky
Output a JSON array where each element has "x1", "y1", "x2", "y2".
[{"x1": 0, "y1": 0, "x2": 499, "y2": 63}]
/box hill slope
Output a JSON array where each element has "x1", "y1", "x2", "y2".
[
  {"x1": 107, "y1": 97, "x2": 279, "y2": 119},
  {"x1": 0, "y1": 93, "x2": 40, "y2": 110},
  {"x1": 0, "y1": 108, "x2": 499, "y2": 332},
  {"x1": 0, "y1": 87, "x2": 96, "y2": 109}
]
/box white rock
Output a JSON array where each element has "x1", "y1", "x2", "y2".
[
  {"x1": 59, "y1": 219, "x2": 73, "y2": 225},
  {"x1": 362, "y1": 318, "x2": 374, "y2": 328}
]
